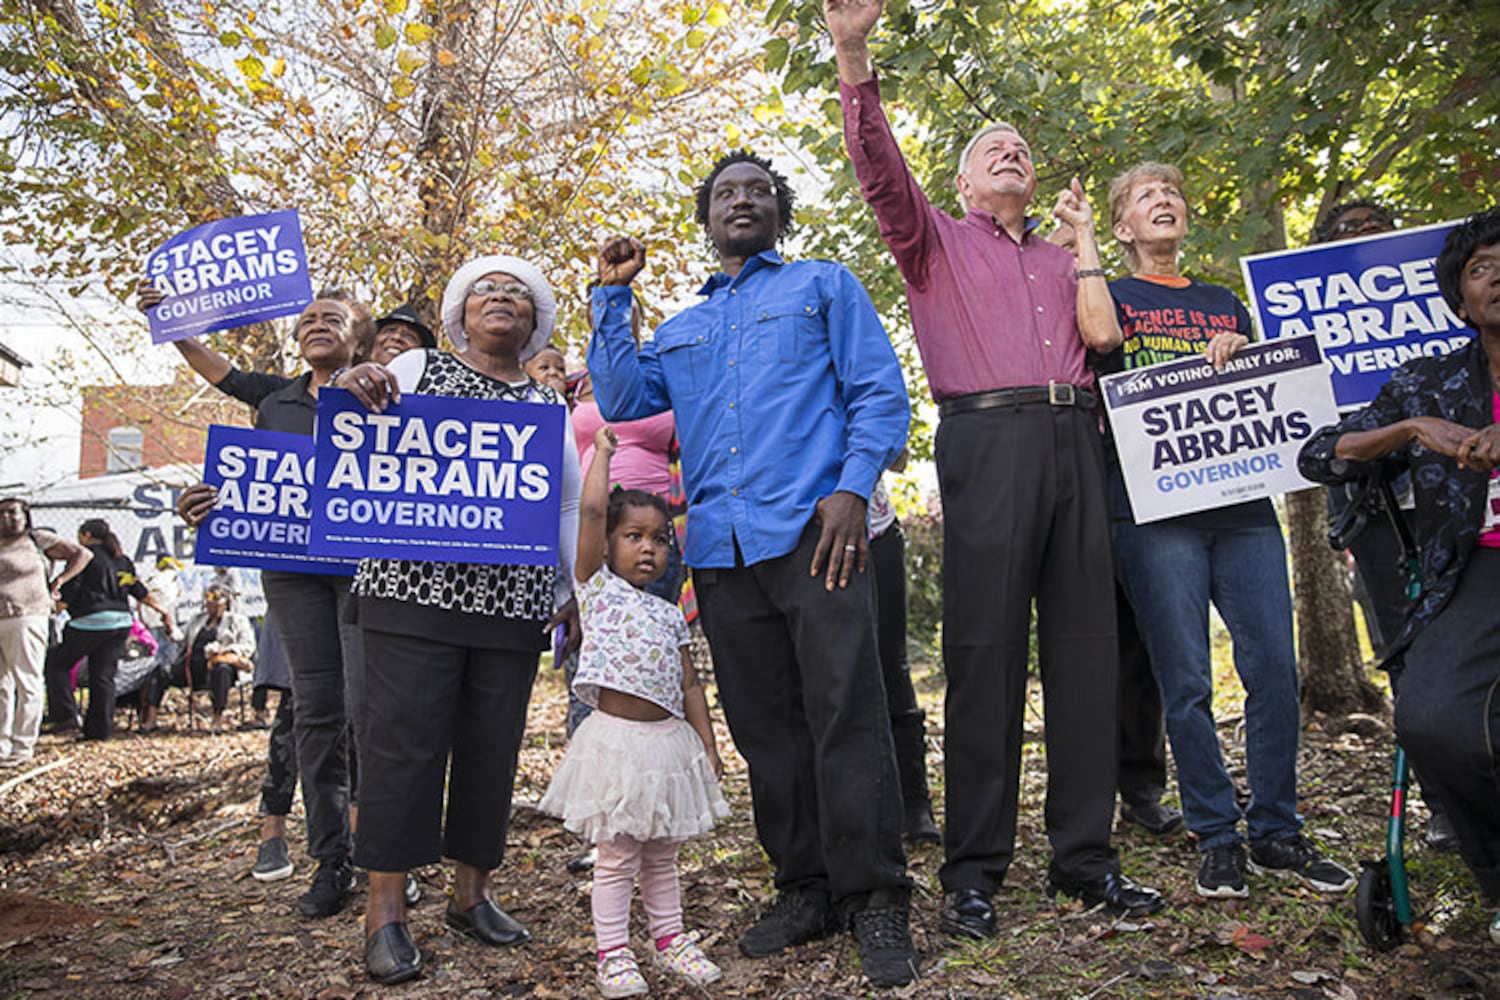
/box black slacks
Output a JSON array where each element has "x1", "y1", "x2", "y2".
[
  {"x1": 936, "y1": 403, "x2": 1120, "y2": 893},
  {"x1": 1115, "y1": 583, "x2": 1168, "y2": 810},
  {"x1": 1393, "y1": 548, "x2": 1500, "y2": 902},
  {"x1": 260, "y1": 571, "x2": 357, "y2": 864},
  {"x1": 44, "y1": 625, "x2": 129, "y2": 740},
  {"x1": 695, "y1": 524, "x2": 909, "y2": 910},
  {"x1": 260, "y1": 690, "x2": 298, "y2": 816},
  {"x1": 354, "y1": 629, "x2": 537, "y2": 872}
]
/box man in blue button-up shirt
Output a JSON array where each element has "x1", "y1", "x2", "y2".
[{"x1": 588, "y1": 151, "x2": 917, "y2": 987}]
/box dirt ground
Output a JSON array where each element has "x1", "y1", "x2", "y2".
[{"x1": 2, "y1": 664, "x2": 1497, "y2": 1000}]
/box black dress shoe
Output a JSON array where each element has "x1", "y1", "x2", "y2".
[
  {"x1": 364, "y1": 922, "x2": 422, "y2": 985},
  {"x1": 938, "y1": 888, "x2": 997, "y2": 939},
  {"x1": 445, "y1": 899, "x2": 530, "y2": 947},
  {"x1": 1425, "y1": 810, "x2": 1460, "y2": 853},
  {"x1": 1120, "y1": 800, "x2": 1184, "y2": 836},
  {"x1": 1047, "y1": 871, "x2": 1165, "y2": 916}
]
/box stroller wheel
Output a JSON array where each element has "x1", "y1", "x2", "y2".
[{"x1": 1356, "y1": 861, "x2": 1403, "y2": 951}]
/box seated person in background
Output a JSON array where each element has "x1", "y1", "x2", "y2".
[
  {"x1": 1299, "y1": 206, "x2": 1500, "y2": 943},
  {"x1": 142, "y1": 587, "x2": 256, "y2": 731}
]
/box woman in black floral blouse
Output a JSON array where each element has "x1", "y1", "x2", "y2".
[
  {"x1": 333, "y1": 255, "x2": 582, "y2": 983},
  {"x1": 1299, "y1": 207, "x2": 1500, "y2": 943}
]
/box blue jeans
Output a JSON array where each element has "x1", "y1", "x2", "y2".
[{"x1": 1111, "y1": 513, "x2": 1302, "y2": 850}]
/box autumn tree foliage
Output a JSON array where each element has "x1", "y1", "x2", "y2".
[{"x1": 0, "y1": 0, "x2": 788, "y2": 371}]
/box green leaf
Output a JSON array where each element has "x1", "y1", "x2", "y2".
[
  {"x1": 764, "y1": 36, "x2": 789, "y2": 72},
  {"x1": 375, "y1": 22, "x2": 398, "y2": 49}
]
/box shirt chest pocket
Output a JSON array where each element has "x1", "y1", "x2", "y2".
[
  {"x1": 753, "y1": 296, "x2": 825, "y2": 363},
  {"x1": 654, "y1": 328, "x2": 712, "y2": 399}
]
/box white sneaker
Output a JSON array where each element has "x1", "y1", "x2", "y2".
[
  {"x1": 1489, "y1": 912, "x2": 1500, "y2": 946},
  {"x1": 654, "y1": 930, "x2": 722, "y2": 986},
  {"x1": 596, "y1": 946, "x2": 648, "y2": 998}
]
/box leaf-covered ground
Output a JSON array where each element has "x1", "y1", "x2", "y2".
[{"x1": 2, "y1": 662, "x2": 1497, "y2": 999}]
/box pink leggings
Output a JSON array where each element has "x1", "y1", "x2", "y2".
[{"x1": 592, "y1": 836, "x2": 682, "y2": 952}]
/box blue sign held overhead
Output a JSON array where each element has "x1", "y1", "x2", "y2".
[
  {"x1": 196, "y1": 425, "x2": 357, "y2": 576},
  {"x1": 1240, "y1": 222, "x2": 1469, "y2": 410},
  {"x1": 308, "y1": 389, "x2": 565, "y2": 567},
  {"x1": 144, "y1": 209, "x2": 315, "y2": 343}
]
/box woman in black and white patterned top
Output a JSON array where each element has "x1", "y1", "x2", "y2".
[{"x1": 334, "y1": 254, "x2": 581, "y2": 985}]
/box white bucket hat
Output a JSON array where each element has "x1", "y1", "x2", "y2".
[{"x1": 440, "y1": 254, "x2": 557, "y2": 360}]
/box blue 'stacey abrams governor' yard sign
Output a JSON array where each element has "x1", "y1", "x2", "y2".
[
  {"x1": 1240, "y1": 222, "x2": 1468, "y2": 410},
  {"x1": 195, "y1": 425, "x2": 356, "y2": 576},
  {"x1": 143, "y1": 209, "x2": 314, "y2": 343},
  {"x1": 308, "y1": 389, "x2": 564, "y2": 566},
  {"x1": 1102, "y1": 336, "x2": 1340, "y2": 524}
]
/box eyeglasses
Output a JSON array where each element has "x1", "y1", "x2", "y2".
[
  {"x1": 468, "y1": 279, "x2": 533, "y2": 301},
  {"x1": 1328, "y1": 214, "x2": 1390, "y2": 238}
]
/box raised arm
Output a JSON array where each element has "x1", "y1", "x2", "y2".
[
  {"x1": 587, "y1": 237, "x2": 672, "y2": 421},
  {"x1": 574, "y1": 425, "x2": 618, "y2": 583},
  {"x1": 1052, "y1": 179, "x2": 1121, "y2": 353},
  {"x1": 826, "y1": 0, "x2": 881, "y2": 86},
  {"x1": 139, "y1": 278, "x2": 234, "y2": 384},
  {"x1": 826, "y1": 2, "x2": 943, "y2": 288}
]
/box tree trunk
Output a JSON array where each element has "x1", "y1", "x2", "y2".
[{"x1": 1284, "y1": 487, "x2": 1386, "y2": 715}]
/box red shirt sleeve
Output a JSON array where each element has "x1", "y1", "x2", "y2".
[{"x1": 839, "y1": 76, "x2": 942, "y2": 290}]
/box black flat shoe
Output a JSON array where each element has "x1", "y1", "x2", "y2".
[
  {"x1": 1047, "y1": 871, "x2": 1165, "y2": 916},
  {"x1": 938, "y1": 888, "x2": 997, "y2": 939},
  {"x1": 445, "y1": 899, "x2": 529, "y2": 947},
  {"x1": 364, "y1": 922, "x2": 421, "y2": 985},
  {"x1": 1120, "y1": 800, "x2": 1184, "y2": 836}
]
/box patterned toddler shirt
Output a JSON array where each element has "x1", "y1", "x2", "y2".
[{"x1": 572, "y1": 564, "x2": 691, "y2": 718}]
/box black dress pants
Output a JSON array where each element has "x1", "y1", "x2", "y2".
[
  {"x1": 150, "y1": 655, "x2": 234, "y2": 712},
  {"x1": 695, "y1": 524, "x2": 909, "y2": 911},
  {"x1": 1393, "y1": 548, "x2": 1500, "y2": 902},
  {"x1": 260, "y1": 690, "x2": 297, "y2": 816},
  {"x1": 936, "y1": 403, "x2": 1120, "y2": 894},
  {"x1": 1115, "y1": 583, "x2": 1168, "y2": 810},
  {"x1": 260, "y1": 571, "x2": 356, "y2": 865},
  {"x1": 871, "y1": 523, "x2": 931, "y2": 811},
  {"x1": 354, "y1": 629, "x2": 538, "y2": 872},
  {"x1": 44, "y1": 625, "x2": 129, "y2": 740}
]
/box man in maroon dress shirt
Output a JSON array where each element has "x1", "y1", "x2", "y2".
[{"x1": 825, "y1": 0, "x2": 1164, "y2": 937}]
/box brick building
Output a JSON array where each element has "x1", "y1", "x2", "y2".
[{"x1": 78, "y1": 366, "x2": 252, "y2": 479}]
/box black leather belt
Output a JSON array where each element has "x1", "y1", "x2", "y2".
[{"x1": 938, "y1": 382, "x2": 1097, "y2": 417}]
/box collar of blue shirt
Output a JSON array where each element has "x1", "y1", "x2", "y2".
[{"x1": 697, "y1": 248, "x2": 785, "y2": 296}]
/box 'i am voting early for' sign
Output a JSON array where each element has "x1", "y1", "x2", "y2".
[
  {"x1": 308, "y1": 389, "x2": 565, "y2": 566},
  {"x1": 1103, "y1": 335, "x2": 1340, "y2": 524}
]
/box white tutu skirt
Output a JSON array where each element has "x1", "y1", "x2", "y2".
[{"x1": 539, "y1": 712, "x2": 730, "y2": 844}]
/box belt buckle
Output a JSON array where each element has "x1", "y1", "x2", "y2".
[{"x1": 1047, "y1": 381, "x2": 1075, "y2": 406}]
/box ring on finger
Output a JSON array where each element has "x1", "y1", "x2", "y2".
[
  {"x1": 358, "y1": 377, "x2": 372, "y2": 388},
  {"x1": 843, "y1": 543, "x2": 857, "y2": 551}
]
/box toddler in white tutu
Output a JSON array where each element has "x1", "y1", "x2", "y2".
[{"x1": 540, "y1": 426, "x2": 729, "y2": 998}]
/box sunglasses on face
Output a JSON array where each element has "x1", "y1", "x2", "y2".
[{"x1": 467, "y1": 279, "x2": 533, "y2": 301}]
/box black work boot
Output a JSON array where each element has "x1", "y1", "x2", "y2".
[{"x1": 737, "y1": 887, "x2": 839, "y2": 957}]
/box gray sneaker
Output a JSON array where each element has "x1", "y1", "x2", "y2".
[
  {"x1": 253, "y1": 836, "x2": 295, "y2": 883},
  {"x1": 1247, "y1": 835, "x2": 1354, "y2": 893}
]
